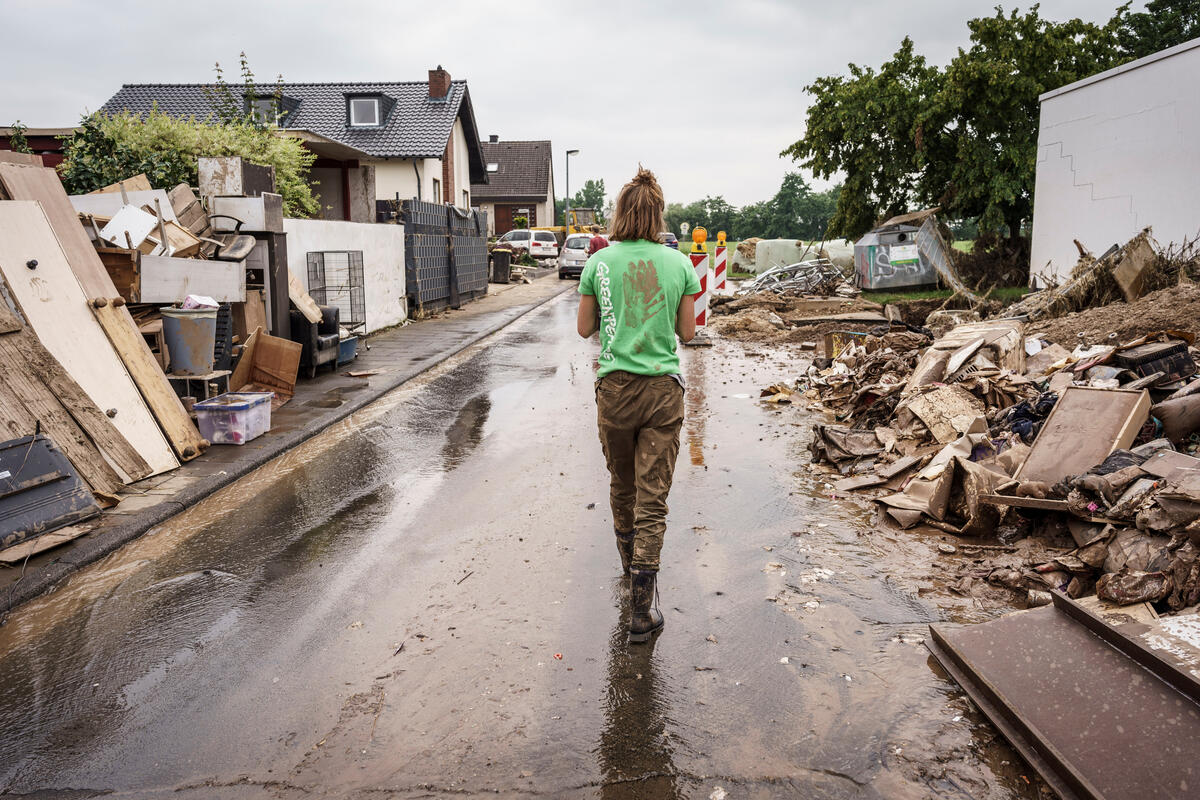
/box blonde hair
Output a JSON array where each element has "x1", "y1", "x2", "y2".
[{"x1": 608, "y1": 166, "x2": 665, "y2": 243}]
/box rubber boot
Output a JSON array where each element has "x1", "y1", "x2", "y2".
[
  {"x1": 615, "y1": 529, "x2": 634, "y2": 577},
  {"x1": 629, "y1": 569, "x2": 664, "y2": 643}
]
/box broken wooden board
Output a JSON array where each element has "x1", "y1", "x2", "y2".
[
  {"x1": 834, "y1": 474, "x2": 886, "y2": 492},
  {"x1": 138, "y1": 254, "x2": 246, "y2": 303},
  {"x1": 0, "y1": 201, "x2": 177, "y2": 479},
  {"x1": 230, "y1": 327, "x2": 301, "y2": 409},
  {"x1": 0, "y1": 151, "x2": 44, "y2": 168},
  {"x1": 0, "y1": 163, "x2": 125, "y2": 299},
  {"x1": 92, "y1": 299, "x2": 206, "y2": 461},
  {"x1": 1112, "y1": 234, "x2": 1157, "y2": 303},
  {"x1": 0, "y1": 329, "x2": 127, "y2": 496},
  {"x1": 0, "y1": 521, "x2": 94, "y2": 565},
  {"x1": 88, "y1": 173, "x2": 153, "y2": 195},
  {"x1": 1015, "y1": 387, "x2": 1149, "y2": 485},
  {"x1": 902, "y1": 385, "x2": 986, "y2": 444},
  {"x1": 288, "y1": 269, "x2": 323, "y2": 324},
  {"x1": 69, "y1": 189, "x2": 180, "y2": 224}
]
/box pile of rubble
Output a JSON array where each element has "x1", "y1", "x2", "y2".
[{"x1": 787, "y1": 307, "x2": 1200, "y2": 611}]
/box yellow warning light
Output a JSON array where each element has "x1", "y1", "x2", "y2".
[
  {"x1": 717, "y1": 231, "x2": 727, "y2": 246},
  {"x1": 691, "y1": 226, "x2": 708, "y2": 254}
]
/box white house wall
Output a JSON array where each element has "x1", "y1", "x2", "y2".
[
  {"x1": 452, "y1": 119, "x2": 471, "y2": 209},
  {"x1": 1031, "y1": 39, "x2": 1200, "y2": 286},
  {"x1": 375, "y1": 160, "x2": 420, "y2": 204},
  {"x1": 282, "y1": 218, "x2": 407, "y2": 333}
]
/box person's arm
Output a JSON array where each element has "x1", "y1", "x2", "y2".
[
  {"x1": 676, "y1": 294, "x2": 696, "y2": 342},
  {"x1": 578, "y1": 294, "x2": 600, "y2": 338}
]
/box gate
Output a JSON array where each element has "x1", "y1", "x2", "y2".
[{"x1": 400, "y1": 199, "x2": 489, "y2": 314}]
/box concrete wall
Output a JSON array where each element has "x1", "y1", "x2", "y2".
[
  {"x1": 283, "y1": 218, "x2": 407, "y2": 333},
  {"x1": 311, "y1": 166, "x2": 343, "y2": 221},
  {"x1": 1032, "y1": 39, "x2": 1200, "y2": 286}
]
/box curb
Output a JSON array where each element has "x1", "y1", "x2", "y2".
[{"x1": 4, "y1": 282, "x2": 573, "y2": 614}]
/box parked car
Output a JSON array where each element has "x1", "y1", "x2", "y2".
[
  {"x1": 558, "y1": 233, "x2": 606, "y2": 280},
  {"x1": 497, "y1": 229, "x2": 558, "y2": 260},
  {"x1": 659, "y1": 232, "x2": 679, "y2": 249}
]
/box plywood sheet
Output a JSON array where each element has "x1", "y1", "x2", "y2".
[
  {"x1": 0, "y1": 201, "x2": 177, "y2": 478},
  {"x1": 92, "y1": 300, "x2": 206, "y2": 461},
  {"x1": 0, "y1": 163, "x2": 117, "y2": 299},
  {"x1": 0, "y1": 151, "x2": 44, "y2": 168},
  {"x1": 88, "y1": 174, "x2": 153, "y2": 194},
  {"x1": 1016, "y1": 387, "x2": 1150, "y2": 484},
  {"x1": 288, "y1": 269, "x2": 322, "y2": 323},
  {"x1": 139, "y1": 255, "x2": 246, "y2": 303},
  {"x1": 69, "y1": 190, "x2": 179, "y2": 223}
]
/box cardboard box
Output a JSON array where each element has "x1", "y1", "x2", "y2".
[{"x1": 229, "y1": 327, "x2": 301, "y2": 409}]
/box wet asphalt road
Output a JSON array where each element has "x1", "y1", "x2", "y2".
[{"x1": 0, "y1": 292, "x2": 1044, "y2": 799}]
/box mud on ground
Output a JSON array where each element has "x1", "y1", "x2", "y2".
[{"x1": 1027, "y1": 281, "x2": 1200, "y2": 346}]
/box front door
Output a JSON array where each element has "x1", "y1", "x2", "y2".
[{"x1": 494, "y1": 204, "x2": 514, "y2": 234}]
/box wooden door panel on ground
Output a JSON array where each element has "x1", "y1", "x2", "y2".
[{"x1": 0, "y1": 201, "x2": 178, "y2": 478}]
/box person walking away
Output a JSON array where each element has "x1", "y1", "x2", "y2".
[
  {"x1": 587, "y1": 224, "x2": 608, "y2": 256},
  {"x1": 576, "y1": 167, "x2": 699, "y2": 643}
]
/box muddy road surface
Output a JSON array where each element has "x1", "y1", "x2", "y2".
[{"x1": 0, "y1": 293, "x2": 1043, "y2": 799}]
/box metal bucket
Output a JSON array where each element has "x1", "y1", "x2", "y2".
[{"x1": 161, "y1": 307, "x2": 217, "y2": 376}]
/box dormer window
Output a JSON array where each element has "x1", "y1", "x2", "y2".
[
  {"x1": 349, "y1": 97, "x2": 380, "y2": 127},
  {"x1": 247, "y1": 97, "x2": 284, "y2": 126},
  {"x1": 486, "y1": 163, "x2": 499, "y2": 173}
]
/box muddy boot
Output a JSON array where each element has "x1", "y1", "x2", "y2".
[
  {"x1": 615, "y1": 529, "x2": 634, "y2": 577},
  {"x1": 629, "y1": 569, "x2": 664, "y2": 643}
]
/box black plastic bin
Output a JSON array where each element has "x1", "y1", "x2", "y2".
[{"x1": 491, "y1": 250, "x2": 512, "y2": 284}]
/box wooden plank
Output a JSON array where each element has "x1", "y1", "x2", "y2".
[
  {"x1": 1015, "y1": 387, "x2": 1150, "y2": 485},
  {"x1": 0, "y1": 163, "x2": 118, "y2": 298},
  {"x1": 88, "y1": 173, "x2": 153, "y2": 194},
  {"x1": 96, "y1": 247, "x2": 140, "y2": 302},
  {"x1": 0, "y1": 151, "x2": 44, "y2": 167},
  {"x1": 0, "y1": 334, "x2": 126, "y2": 495},
  {"x1": 0, "y1": 287, "x2": 21, "y2": 333},
  {"x1": 0, "y1": 201, "x2": 177, "y2": 478},
  {"x1": 139, "y1": 254, "x2": 245, "y2": 303},
  {"x1": 2, "y1": 324, "x2": 151, "y2": 483},
  {"x1": 0, "y1": 522, "x2": 92, "y2": 564},
  {"x1": 288, "y1": 269, "x2": 322, "y2": 323},
  {"x1": 92, "y1": 300, "x2": 207, "y2": 461},
  {"x1": 69, "y1": 190, "x2": 180, "y2": 223}
]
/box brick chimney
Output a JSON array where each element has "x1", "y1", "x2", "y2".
[{"x1": 428, "y1": 65, "x2": 451, "y2": 99}]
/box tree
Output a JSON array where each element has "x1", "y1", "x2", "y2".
[
  {"x1": 1116, "y1": 0, "x2": 1200, "y2": 58},
  {"x1": 782, "y1": 37, "x2": 942, "y2": 240},
  {"x1": 8, "y1": 121, "x2": 31, "y2": 154},
  {"x1": 571, "y1": 178, "x2": 607, "y2": 221},
  {"x1": 931, "y1": 6, "x2": 1124, "y2": 242},
  {"x1": 59, "y1": 110, "x2": 320, "y2": 217}
]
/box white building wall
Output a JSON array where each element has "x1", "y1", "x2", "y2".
[
  {"x1": 1031, "y1": 39, "x2": 1200, "y2": 286},
  {"x1": 283, "y1": 218, "x2": 407, "y2": 333},
  {"x1": 452, "y1": 119, "x2": 471, "y2": 209},
  {"x1": 374, "y1": 160, "x2": 420, "y2": 204}
]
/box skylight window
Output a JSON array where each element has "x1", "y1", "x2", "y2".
[
  {"x1": 486, "y1": 163, "x2": 499, "y2": 173},
  {"x1": 349, "y1": 97, "x2": 380, "y2": 127}
]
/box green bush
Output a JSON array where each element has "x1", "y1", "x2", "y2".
[
  {"x1": 512, "y1": 215, "x2": 528, "y2": 229},
  {"x1": 58, "y1": 110, "x2": 320, "y2": 218}
]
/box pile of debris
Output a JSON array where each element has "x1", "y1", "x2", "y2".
[
  {"x1": 735, "y1": 259, "x2": 857, "y2": 298},
  {"x1": 793, "y1": 308, "x2": 1200, "y2": 610}
]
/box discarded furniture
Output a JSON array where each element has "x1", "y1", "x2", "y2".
[
  {"x1": 289, "y1": 305, "x2": 340, "y2": 379},
  {"x1": 166, "y1": 370, "x2": 231, "y2": 402},
  {"x1": 198, "y1": 156, "x2": 276, "y2": 200},
  {"x1": 229, "y1": 327, "x2": 301, "y2": 409},
  {"x1": 928, "y1": 591, "x2": 1200, "y2": 800},
  {"x1": 1015, "y1": 386, "x2": 1150, "y2": 485},
  {"x1": 0, "y1": 433, "x2": 101, "y2": 550}
]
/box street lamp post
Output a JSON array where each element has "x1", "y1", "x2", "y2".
[{"x1": 565, "y1": 149, "x2": 579, "y2": 231}]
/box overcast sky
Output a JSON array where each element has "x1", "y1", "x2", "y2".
[{"x1": 4, "y1": 0, "x2": 1134, "y2": 207}]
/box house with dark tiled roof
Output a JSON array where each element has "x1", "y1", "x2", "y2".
[
  {"x1": 99, "y1": 67, "x2": 486, "y2": 223},
  {"x1": 470, "y1": 137, "x2": 554, "y2": 235}
]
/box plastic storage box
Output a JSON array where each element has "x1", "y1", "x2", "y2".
[
  {"x1": 337, "y1": 335, "x2": 359, "y2": 366},
  {"x1": 194, "y1": 392, "x2": 274, "y2": 445}
]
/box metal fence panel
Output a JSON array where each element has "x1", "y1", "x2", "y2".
[{"x1": 401, "y1": 199, "x2": 489, "y2": 312}]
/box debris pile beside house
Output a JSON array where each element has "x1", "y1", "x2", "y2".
[{"x1": 0, "y1": 153, "x2": 358, "y2": 560}]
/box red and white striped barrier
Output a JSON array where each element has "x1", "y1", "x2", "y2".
[
  {"x1": 691, "y1": 251, "x2": 710, "y2": 326},
  {"x1": 713, "y1": 244, "x2": 727, "y2": 292}
]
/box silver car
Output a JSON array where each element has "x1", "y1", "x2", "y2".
[{"x1": 558, "y1": 233, "x2": 605, "y2": 280}]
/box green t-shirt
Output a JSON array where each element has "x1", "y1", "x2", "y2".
[{"x1": 579, "y1": 239, "x2": 701, "y2": 378}]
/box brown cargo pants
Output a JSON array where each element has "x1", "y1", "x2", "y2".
[{"x1": 595, "y1": 371, "x2": 685, "y2": 571}]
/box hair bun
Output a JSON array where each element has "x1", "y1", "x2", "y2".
[{"x1": 632, "y1": 165, "x2": 658, "y2": 186}]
